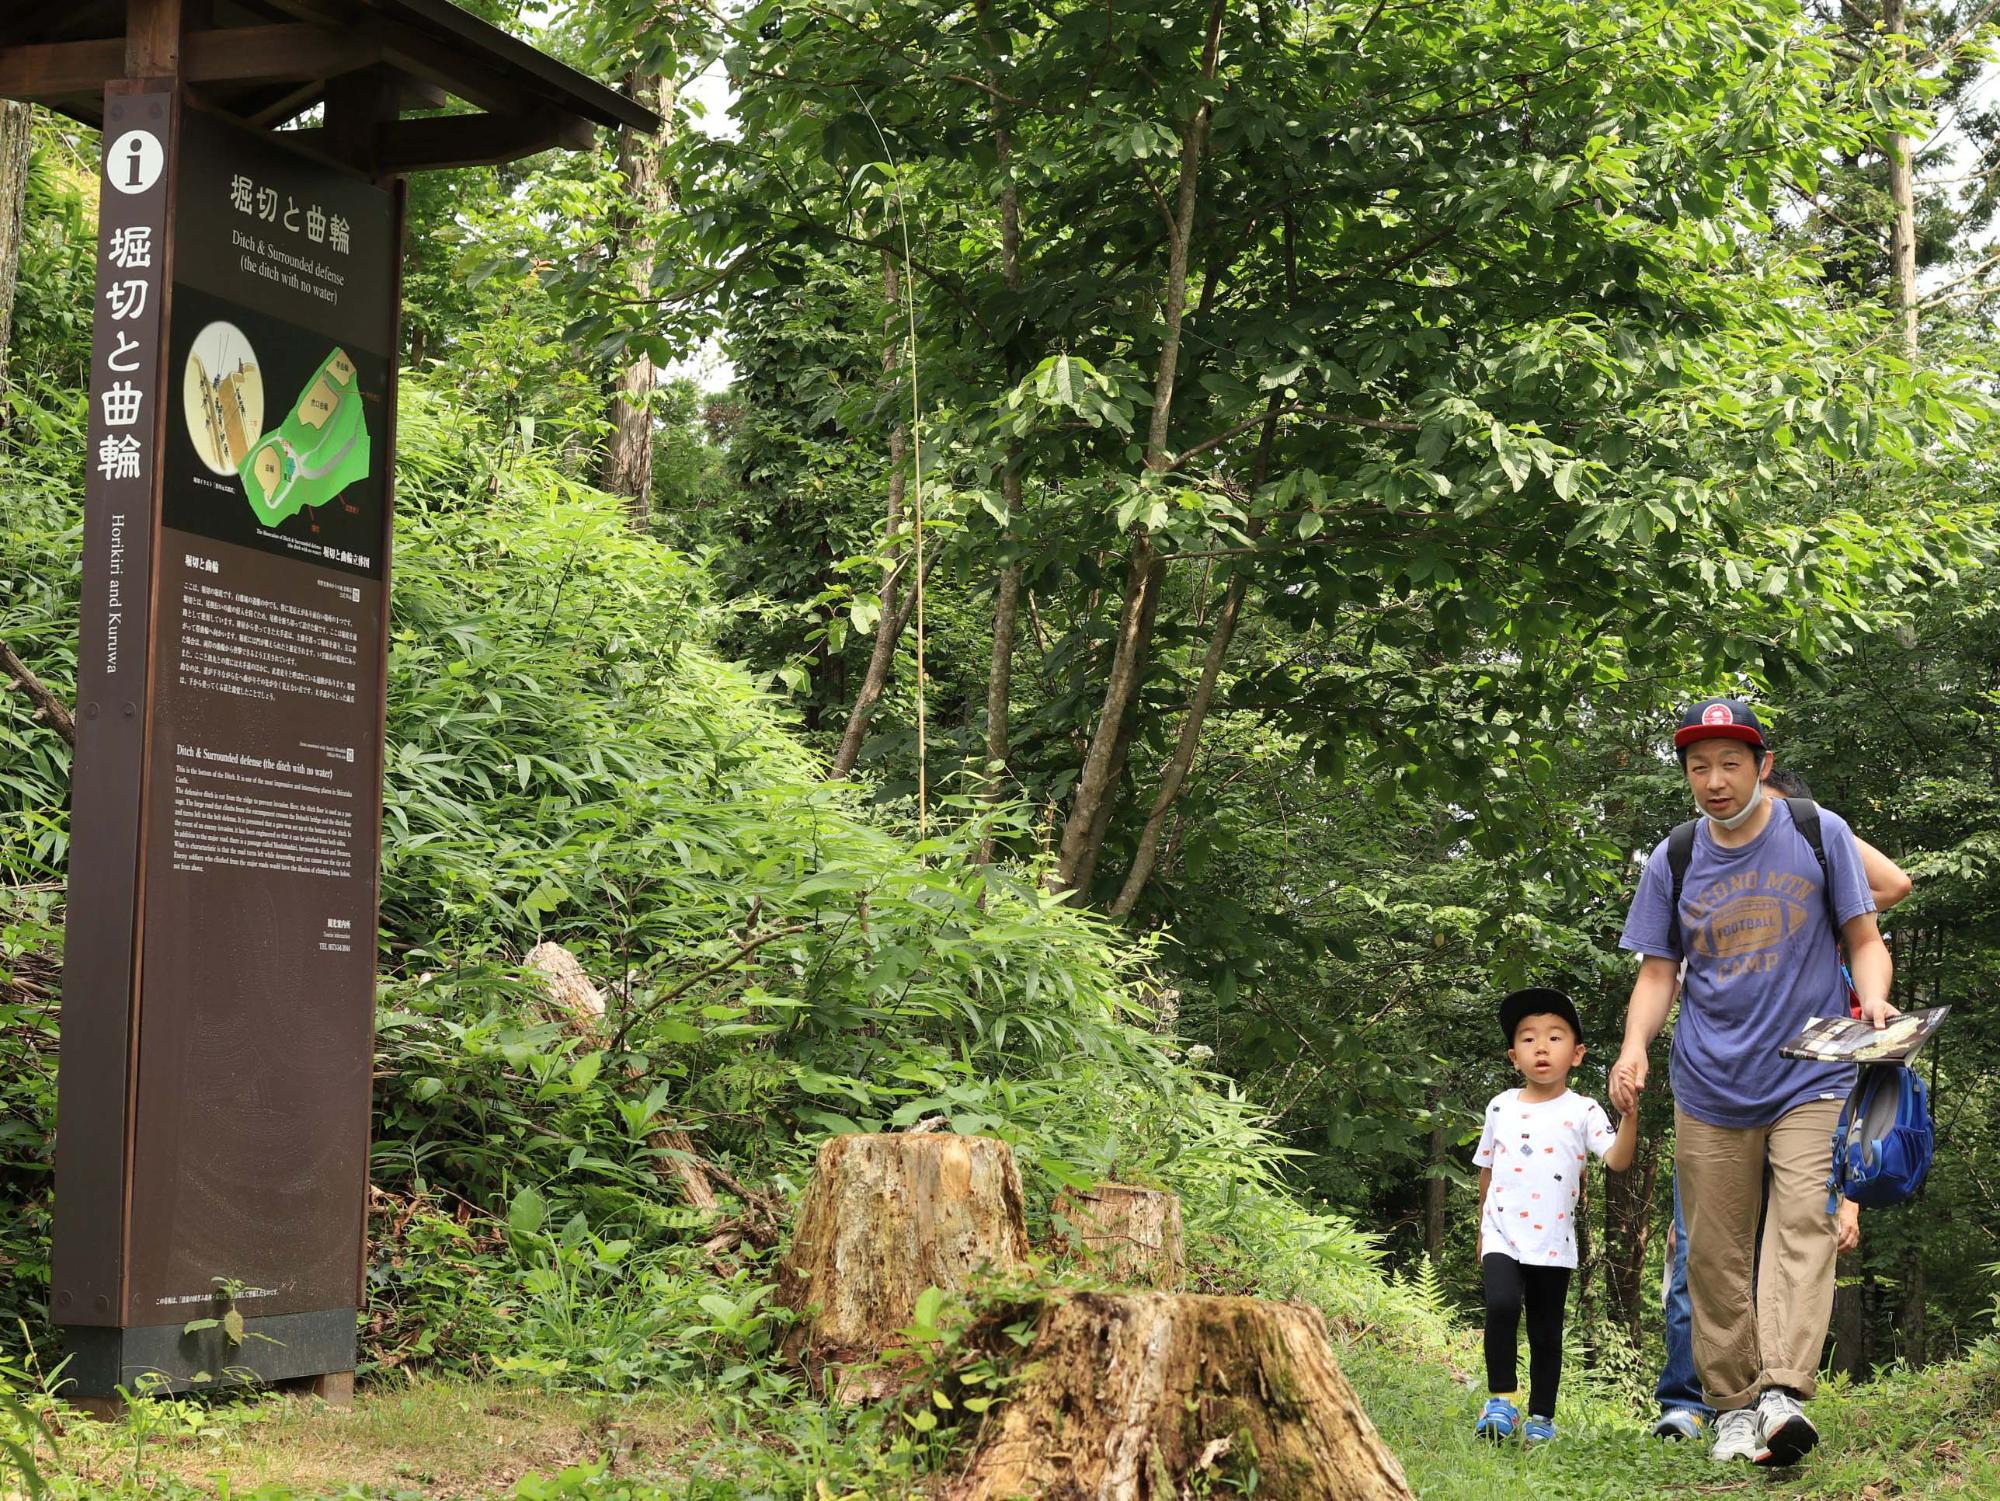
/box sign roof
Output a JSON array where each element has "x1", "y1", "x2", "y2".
[{"x1": 0, "y1": 0, "x2": 657, "y2": 172}]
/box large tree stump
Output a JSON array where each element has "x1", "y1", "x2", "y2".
[
  {"x1": 947, "y1": 1292, "x2": 1412, "y2": 1501},
  {"x1": 1053, "y1": 1182, "x2": 1185, "y2": 1287},
  {"x1": 777, "y1": 1134, "x2": 1029, "y2": 1378}
]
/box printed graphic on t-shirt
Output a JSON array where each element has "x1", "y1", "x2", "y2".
[
  {"x1": 1474, "y1": 1089, "x2": 1617, "y2": 1268},
  {"x1": 1682, "y1": 867, "x2": 1823, "y2": 978},
  {"x1": 1617, "y1": 800, "x2": 1874, "y2": 1128}
]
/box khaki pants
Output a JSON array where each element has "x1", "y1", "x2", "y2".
[{"x1": 1675, "y1": 1099, "x2": 1842, "y2": 1410}]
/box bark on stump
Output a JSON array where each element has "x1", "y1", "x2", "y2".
[
  {"x1": 777, "y1": 1134, "x2": 1029, "y2": 1386},
  {"x1": 1052, "y1": 1182, "x2": 1184, "y2": 1287},
  {"x1": 947, "y1": 1292, "x2": 1412, "y2": 1501}
]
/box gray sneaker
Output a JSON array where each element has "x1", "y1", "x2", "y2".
[
  {"x1": 1711, "y1": 1406, "x2": 1760, "y2": 1462},
  {"x1": 1755, "y1": 1387, "x2": 1819, "y2": 1467}
]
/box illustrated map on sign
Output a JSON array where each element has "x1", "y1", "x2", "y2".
[{"x1": 237, "y1": 348, "x2": 370, "y2": 527}]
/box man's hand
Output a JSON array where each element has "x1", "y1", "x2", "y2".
[
  {"x1": 1859, "y1": 995, "x2": 1901, "y2": 1031},
  {"x1": 1837, "y1": 1199, "x2": 1861, "y2": 1254},
  {"x1": 1610, "y1": 1045, "x2": 1649, "y2": 1115}
]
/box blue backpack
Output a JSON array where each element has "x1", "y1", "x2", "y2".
[{"x1": 1825, "y1": 1063, "x2": 1935, "y2": 1212}]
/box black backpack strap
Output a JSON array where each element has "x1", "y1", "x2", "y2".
[
  {"x1": 1665, "y1": 818, "x2": 1698, "y2": 957},
  {"x1": 1784, "y1": 797, "x2": 1844, "y2": 940}
]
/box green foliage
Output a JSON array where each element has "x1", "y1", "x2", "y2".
[
  {"x1": 7, "y1": 0, "x2": 2000, "y2": 1485},
  {"x1": 3, "y1": 373, "x2": 1419, "y2": 1405}
]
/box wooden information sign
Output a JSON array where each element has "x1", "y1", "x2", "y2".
[
  {"x1": 56, "y1": 86, "x2": 400, "y2": 1398},
  {"x1": 0, "y1": 0, "x2": 657, "y2": 1403}
]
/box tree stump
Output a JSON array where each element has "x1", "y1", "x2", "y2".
[
  {"x1": 1052, "y1": 1182, "x2": 1185, "y2": 1287},
  {"x1": 777, "y1": 1134, "x2": 1029, "y2": 1380},
  {"x1": 947, "y1": 1292, "x2": 1412, "y2": 1501}
]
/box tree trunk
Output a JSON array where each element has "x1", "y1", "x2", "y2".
[
  {"x1": 830, "y1": 259, "x2": 913, "y2": 779},
  {"x1": 777, "y1": 1134, "x2": 1029, "y2": 1385},
  {"x1": 978, "y1": 558, "x2": 1021, "y2": 838},
  {"x1": 1051, "y1": 1183, "x2": 1185, "y2": 1288},
  {"x1": 1601, "y1": 1133, "x2": 1658, "y2": 1344},
  {"x1": 1884, "y1": 0, "x2": 1918, "y2": 357},
  {"x1": 1069, "y1": 640, "x2": 1149, "y2": 898},
  {"x1": 1573, "y1": 1175, "x2": 1594, "y2": 1335},
  {"x1": 1111, "y1": 394, "x2": 1279, "y2": 915},
  {"x1": 976, "y1": 38, "x2": 1024, "y2": 860},
  {"x1": 1421, "y1": 1096, "x2": 1447, "y2": 1266},
  {"x1": 0, "y1": 101, "x2": 33, "y2": 399},
  {"x1": 1832, "y1": 1282, "x2": 1865, "y2": 1379},
  {"x1": 947, "y1": 1292, "x2": 1412, "y2": 1501},
  {"x1": 1900, "y1": 1243, "x2": 1926, "y2": 1367},
  {"x1": 1052, "y1": 0, "x2": 1226, "y2": 898},
  {"x1": 600, "y1": 72, "x2": 670, "y2": 528},
  {"x1": 1862, "y1": 1264, "x2": 1880, "y2": 1378}
]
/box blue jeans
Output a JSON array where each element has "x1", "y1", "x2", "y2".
[{"x1": 1656, "y1": 1175, "x2": 1714, "y2": 1418}]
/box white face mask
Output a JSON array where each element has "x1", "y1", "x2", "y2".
[{"x1": 1703, "y1": 776, "x2": 1765, "y2": 831}]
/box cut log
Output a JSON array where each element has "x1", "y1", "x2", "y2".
[
  {"x1": 648, "y1": 1127, "x2": 721, "y2": 1216},
  {"x1": 947, "y1": 1292, "x2": 1412, "y2": 1501},
  {"x1": 522, "y1": 942, "x2": 717, "y2": 1215},
  {"x1": 1052, "y1": 1182, "x2": 1184, "y2": 1287},
  {"x1": 777, "y1": 1134, "x2": 1029, "y2": 1376},
  {"x1": 525, "y1": 941, "x2": 606, "y2": 1034}
]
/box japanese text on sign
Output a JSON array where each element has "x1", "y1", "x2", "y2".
[{"x1": 229, "y1": 174, "x2": 350, "y2": 252}]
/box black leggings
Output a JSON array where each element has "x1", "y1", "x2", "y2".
[{"x1": 1483, "y1": 1252, "x2": 1572, "y2": 1419}]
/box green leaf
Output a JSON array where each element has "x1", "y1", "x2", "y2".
[{"x1": 508, "y1": 1186, "x2": 547, "y2": 1236}]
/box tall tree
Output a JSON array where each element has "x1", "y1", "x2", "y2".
[
  {"x1": 690, "y1": 0, "x2": 1988, "y2": 924},
  {"x1": 601, "y1": 69, "x2": 672, "y2": 528},
  {"x1": 1883, "y1": 0, "x2": 1920, "y2": 354},
  {"x1": 0, "y1": 101, "x2": 34, "y2": 398}
]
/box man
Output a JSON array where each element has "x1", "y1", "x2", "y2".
[
  {"x1": 1650, "y1": 765, "x2": 1910, "y2": 1441},
  {"x1": 1610, "y1": 699, "x2": 1898, "y2": 1467}
]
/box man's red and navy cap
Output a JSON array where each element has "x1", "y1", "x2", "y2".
[{"x1": 1673, "y1": 697, "x2": 1768, "y2": 756}]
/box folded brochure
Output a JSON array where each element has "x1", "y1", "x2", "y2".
[{"x1": 1779, "y1": 1005, "x2": 1949, "y2": 1064}]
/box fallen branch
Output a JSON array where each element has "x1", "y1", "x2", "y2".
[{"x1": 0, "y1": 638, "x2": 74, "y2": 747}]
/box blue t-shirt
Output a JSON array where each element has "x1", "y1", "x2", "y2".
[{"x1": 1619, "y1": 799, "x2": 1874, "y2": 1128}]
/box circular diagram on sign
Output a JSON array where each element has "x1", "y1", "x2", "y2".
[{"x1": 182, "y1": 321, "x2": 265, "y2": 476}]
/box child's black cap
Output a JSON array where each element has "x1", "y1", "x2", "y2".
[{"x1": 1499, "y1": 987, "x2": 1584, "y2": 1046}]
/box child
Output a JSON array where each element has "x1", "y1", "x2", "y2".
[{"x1": 1471, "y1": 986, "x2": 1637, "y2": 1444}]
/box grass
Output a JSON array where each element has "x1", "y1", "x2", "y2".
[
  {"x1": 15, "y1": 1379, "x2": 713, "y2": 1499},
  {"x1": 4, "y1": 1332, "x2": 1996, "y2": 1498},
  {"x1": 1341, "y1": 1329, "x2": 2000, "y2": 1500}
]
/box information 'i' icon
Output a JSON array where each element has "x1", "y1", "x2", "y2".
[{"x1": 106, "y1": 130, "x2": 164, "y2": 196}]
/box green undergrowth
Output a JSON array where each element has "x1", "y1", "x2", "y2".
[
  {"x1": 16, "y1": 382, "x2": 1991, "y2": 1498},
  {"x1": 2, "y1": 380, "x2": 1447, "y2": 1488},
  {"x1": 12, "y1": 1323, "x2": 1998, "y2": 1499}
]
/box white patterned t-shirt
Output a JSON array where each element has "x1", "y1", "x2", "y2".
[{"x1": 1473, "y1": 1088, "x2": 1617, "y2": 1268}]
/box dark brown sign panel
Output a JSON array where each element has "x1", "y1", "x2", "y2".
[
  {"x1": 56, "y1": 98, "x2": 396, "y2": 1393},
  {"x1": 53, "y1": 79, "x2": 178, "y2": 1331}
]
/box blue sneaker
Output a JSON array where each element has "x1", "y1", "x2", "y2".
[
  {"x1": 1523, "y1": 1416, "x2": 1556, "y2": 1446},
  {"x1": 1652, "y1": 1407, "x2": 1706, "y2": 1441},
  {"x1": 1475, "y1": 1396, "x2": 1520, "y2": 1441}
]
